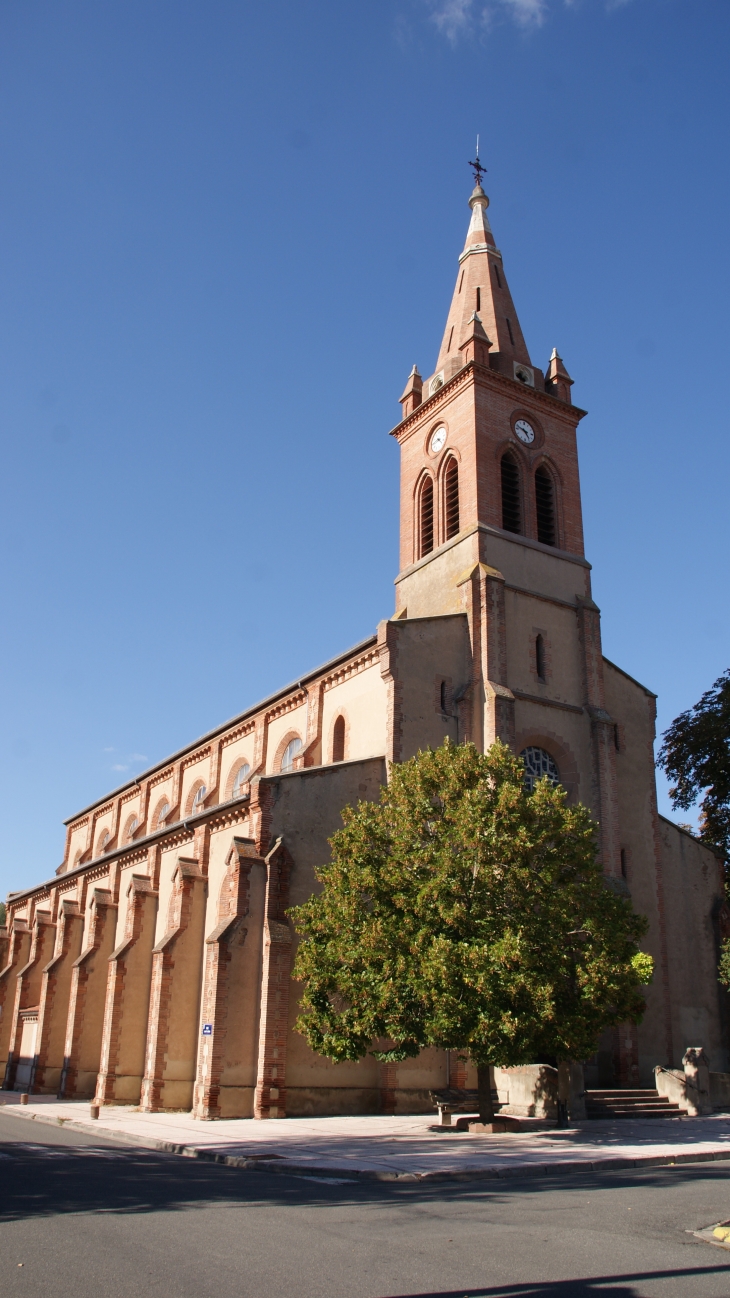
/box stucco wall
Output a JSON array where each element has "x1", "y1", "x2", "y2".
[{"x1": 658, "y1": 817, "x2": 728, "y2": 1073}]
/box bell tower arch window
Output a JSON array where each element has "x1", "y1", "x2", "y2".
[
  {"x1": 443, "y1": 458, "x2": 459, "y2": 541},
  {"x1": 535, "y1": 465, "x2": 556, "y2": 546},
  {"x1": 501, "y1": 453, "x2": 521, "y2": 534},
  {"x1": 418, "y1": 476, "x2": 434, "y2": 558}
]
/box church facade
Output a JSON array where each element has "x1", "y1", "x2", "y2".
[{"x1": 1, "y1": 179, "x2": 727, "y2": 1119}]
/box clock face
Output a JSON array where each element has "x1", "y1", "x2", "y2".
[
  {"x1": 430, "y1": 426, "x2": 446, "y2": 454},
  {"x1": 515, "y1": 419, "x2": 535, "y2": 445}
]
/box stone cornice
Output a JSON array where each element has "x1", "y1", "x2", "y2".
[
  {"x1": 12, "y1": 794, "x2": 252, "y2": 906},
  {"x1": 322, "y1": 647, "x2": 380, "y2": 691},
  {"x1": 394, "y1": 521, "x2": 590, "y2": 587},
  {"x1": 389, "y1": 360, "x2": 586, "y2": 443},
  {"x1": 63, "y1": 634, "x2": 378, "y2": 827}
]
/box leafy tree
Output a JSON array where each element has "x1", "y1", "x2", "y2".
[
  {"x1": 291, "y1": 740, "x2": 653, "y2": 1123},
  {"x1": 657, "y1": 669, "x2": 730, "y2": 862}
]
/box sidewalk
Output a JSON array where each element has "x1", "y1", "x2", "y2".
[{"x1": 3, "y1": 1092, "x2": 730, "y2": 1183}]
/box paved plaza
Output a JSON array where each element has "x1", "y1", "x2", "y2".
[{"x1": 4, "y1": 1093, "x2": 730, "y2": 1182}]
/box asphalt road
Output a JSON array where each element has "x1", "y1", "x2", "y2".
[{"x1": 1, "y1": 1111, "x2": 730, "y2": 1297}]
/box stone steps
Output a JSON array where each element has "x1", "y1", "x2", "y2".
[{"x1": 586, "y1": 1088, "x2": 687, "y2": 1119}]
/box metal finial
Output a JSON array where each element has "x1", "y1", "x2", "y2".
[{"x1": 468, "y1": 137, "x2": 486, "y2": 187}]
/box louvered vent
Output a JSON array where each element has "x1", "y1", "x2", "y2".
[{"x1": 501, "y1": 454, "x2": 521, "y2": 533}]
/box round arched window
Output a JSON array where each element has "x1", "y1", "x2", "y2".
[
  {"x1": 519, "y1": 746, "x2": 560, "y2": 792},
  {"x1": 191, "y1": 785, "x2": 206, "y2": 813},
  {"x1": 157, "y1": 801, "x2": 170, "y2": 827},
  {"x1": 98, "y1": 831, "x2": 110, "y2": 854},
  {"x1": 126, "y1": 817, "x2": 139, "y2": 841},
  {"x1": 280, "y1": 737, "x2": 302, "y2": 773},
  {"x1": 232, "y1": 764, "x2": 250, "y2": 798}
]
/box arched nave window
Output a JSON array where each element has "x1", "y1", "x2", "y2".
[
  {"x1": 332, "y1": 715, "x2": 345, "y2": 763},
  {"x1": 232, "y1": 764, "x2": 251, "y2": 798},
  {"x1": 280, "y1": 737, "x2": 302, "y2": 773}
]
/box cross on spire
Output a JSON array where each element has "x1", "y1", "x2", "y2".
[{"x1": 468, "y1": 137, "x2": 486, "y2": 187}]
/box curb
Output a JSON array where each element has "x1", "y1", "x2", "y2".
[{"x1": 4, "y1": 1104, "x2": 730, "y2": 1185}]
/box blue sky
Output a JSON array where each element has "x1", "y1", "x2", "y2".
[{"x1": 0, "y1": 0, "x2": 728, "y2": 897}]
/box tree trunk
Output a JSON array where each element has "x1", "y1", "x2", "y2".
[{"x1": 477, "y1": 1065, "x2": 495, "y2": 1124}]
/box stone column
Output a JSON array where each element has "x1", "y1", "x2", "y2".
[
  {"x1": 60, "y1": 889, "x2": 118, "y2": 1099},
  {"x1": 32, "y1": 900, "x2": 84, "y2": 1094},
  {"x1": 95, "y1": 875, "x2": 158, "y2": 1106},
  {"x1": 193, "y1": 838, "x2": 266, "y2": 1120},
  {"x1": 140, "y1": 859, "x2": 207, "y2": 1113},
  {"x1": 254, "y1": 839, "x2": 293, "y2": 1119},
  {"x1": 3, "y1": 911, "x2": 56, "y2": 1091}
]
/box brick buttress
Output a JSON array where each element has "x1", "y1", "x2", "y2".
[
  {"x1": 32, "y1": 900, "x2": 84, "y2": 1094},
  {"x1": 60, "y1": 889, "x2": 118, "y2": 1099},
  {"x1": 95, "y1": 874, "x2": 158, "y2": 1106},
  {"x1": 254, "y1": 838, "x2": 293, "y2": 1119}
]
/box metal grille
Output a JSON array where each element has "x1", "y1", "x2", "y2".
[
  {"x1": 420, "y1": 477, "x2": 434, "y2": 556},
  {"x1": 520, "y1": 746, "x2": 560, "y2": 792},
  {"x1": 535, "y1": 467, "x2": 555, "y2": 546},
  {"x1": 444, "y1": 459, "x2": 460, "y2": 540},
  {"x1": 501, "y1": 454, "x2": 521, "y2": 533}
]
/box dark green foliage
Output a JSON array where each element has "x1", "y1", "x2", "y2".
[
  {"x1": 290, "y1": 741, "x2": 652, "y2": 1074},
  {"x1": 657, "y1": 669, "x2": 730, "y2": 862}
]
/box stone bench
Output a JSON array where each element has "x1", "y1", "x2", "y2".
[{"x1": 429, "y1": 1087, "x2": 481, "y2": 1127}]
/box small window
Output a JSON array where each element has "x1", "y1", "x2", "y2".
[
  {"x1": 444, "y1": 459, "x2": 459, "y2": 540},
  {"x1": 232, "y1": 764, "x2": 251, "y2": 798},
  {"x1": 156, "y1": 802, "x2": 170, "y2": 827},
  {"x1": 447, "y1": 325, "x2": 454, "y2": 351},
  {"x1": 440, "y1": 680, "x2": 448, "y2": 713},
  {"x1": 280, "y1": 737, "x2": 302, "y2": 773},
  {"x1": 506, "y1": 318, "x2": 515, "y2": 345},
  {"x1": 458, "y1": 271, "x2": 464, "y2": 294},
  {"x1": 620, "y1": 848, "x2": 628, "y2": 879},
  {"x1": 191, "y1": 785, "x2": 206, "y2": 813},
  {"x1": 535, "y1": 466, "x2": 556, "y2": 546},
  {"x1": 476, "y1": 287, "x2": 481, "y2": 312},
  {"x1": 332, "y1": 716, "x2": 345, "y2": 763},
  {"x1": 535, "y1": 634, "x2": 546, "y2": 682},
  {"x1": 613, "y1": 725, "x2": 621, "y2": 753},
  {"x1": 501, "y1": 453, "x2": 521, "y2": 534},
  {"x1": 419, "y1": 477, "x2": 434, "y2": 558},
  {"x1": 520, "y1": 747, "x2": 560, "y2": 793},
  {"x1": 494, "y1": 263, "x2": 502, "y2": 288}
]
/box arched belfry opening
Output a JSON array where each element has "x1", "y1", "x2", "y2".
[
  {"x1": 419, "y1": 476, "x2": 434, "y2": 558},
  {"x1": 444, "y1": 458, "x2": 459, "y2": 541},
  {"x1": 535, "y1": 466, "x2": 556, "y2": 547},
  {"x1": 501, "y1": 453, "x2": 521, "y2": 534}
]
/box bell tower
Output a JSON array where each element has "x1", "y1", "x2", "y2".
[{"x1": 389, "y1": 167, "x2": 622, "y2": 882}]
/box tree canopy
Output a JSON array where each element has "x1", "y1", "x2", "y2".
[
  {"x1": 291, "y1": 740, "x2": 652, "y2": 1120},
  {"x1": 657, "y1": 668, "x2": 730, "y2": 862}
]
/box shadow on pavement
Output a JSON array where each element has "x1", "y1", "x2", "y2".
[{"x1": 376, "y1": 1266, "x2": 730, "y2": 1297}]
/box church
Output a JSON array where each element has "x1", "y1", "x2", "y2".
[{"x1": 0, "y1": 173, "x2": 726, "y2": 1120}]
